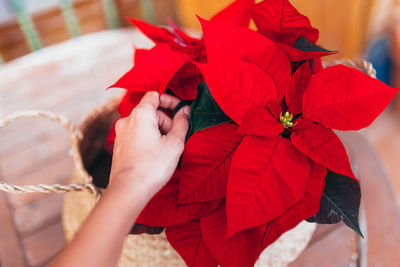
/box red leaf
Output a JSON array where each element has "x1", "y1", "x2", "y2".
[
  {"x1": 211, "y1": 0, "x2": 255, "y2": 27},
  {"x1": 166, "y1": 221, "x2": 218, "y2": 267},
  {"x1": 127, "y1": 18, "x2": 203, "y2": 54},
  {"x1": 303, "y1": 64, "x2": 400, "y2": 130},
  {"x1": 201, "y1": 203, "x2": 267, "y2": 267},
  {"x1": 199, "y1": 17, "x2": 291, "y2": 102},
  {"x1": 133, "y1": 48, "x2": 147, "y2": 64},
  {"x1": 179, "y1": 123, "x2": 242, "y2": 203},
  {"x1": 277, "y1": 43, "x2": 333, "y2": 62},
  {"x1": 195, "y1": 57, "x2": 277, "y2": 125},
  {"x1": 239, "y1": 107, "x2": 283, "y2": 137},
  {"x1": 109, "y1": 44, "x2": 190, "y2": 94},
  {"x1": 262, "y1": 161, "x2": 326, "y2": 249},
  {"x1": 291, "y1": 119, "x2": 356, "y2": 180},
  {"x1": 166, "y1": 62, "x2": 202, "y2": 100},
  {"x1": 253, "y1": 0, "x2": 319, "y2": 45},
  {"x1": 267, "y1": 101, "x2": 284, "y2": 119},
  {"x1": 227, "y1": 136, "x2": 311, "y2": 235},
  {"x1": 286, "y1": 62, "x2": 312, "y2": 115},
  {"x1": 136, "y1": 174, "x2": 220, "y2": 226}
]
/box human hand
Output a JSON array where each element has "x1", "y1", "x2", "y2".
[{"x1": 108, "y1": 91, "x2": 190, "y2": 201}]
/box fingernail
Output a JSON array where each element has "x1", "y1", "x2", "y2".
[
  {"x1": 183, "y1": 106, "x2": 190, "y2": 115},
  {"x1": 152, "y1": 91, "x2": 159, "y2": 98}
]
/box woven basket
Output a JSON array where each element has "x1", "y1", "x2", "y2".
[
  {"x1": 0, "y1": 97, "x2": 316, "y2": 267},
  {"x1": 0, "y1": 59, "x2": 376, "y2": 266},
  {"x1": 61, "y1": 96, "x2": 316, "y2": 267}
]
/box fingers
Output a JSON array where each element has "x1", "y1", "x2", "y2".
[
  {"x1": 166, "y1": 106, "x2": 190, "y2": 146},
  {"x1": 123, "y1": 92, "x2": 188, "y2": 142},
  {"x1": 156, "y1": 110, "x2": 173, "y2": 133},
  {"x1": 128, "y1": 91, "x2": 159, "y2": 129},
  {"x1": 135, "y1": 91, "x2": 160, "y2": 111},
  {"x1": 159, "y1": 94, "x2": 181, "y2": 111}
]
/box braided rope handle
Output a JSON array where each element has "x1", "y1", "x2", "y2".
[
  {"x1": 0, "y1": 181, "x2": 96, "y2": 194},
  {"x1": 0, "y1": 110, "x2": 96, "y2": 194}
]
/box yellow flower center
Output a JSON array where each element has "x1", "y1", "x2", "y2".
[{"x1": 280, "y1": 111, "x2": 295, "y2": 128}]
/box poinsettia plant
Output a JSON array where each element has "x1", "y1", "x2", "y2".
[{"x1": 105, "y1": 0, "x2": 399, "y2": 266}]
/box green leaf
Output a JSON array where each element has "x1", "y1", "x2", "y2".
[
  {"x1": 294, "y1": 36, "x2": 335, "y2": 53},
  {"x1": 307, "y1": 170, "x2": 363, "y2": 237},
  {"x1": 173, "y1": 99, "x2": 193, "y2": 116},
  {"x1": 187, "y1": 81, "x2": 232, "y2": 139}
]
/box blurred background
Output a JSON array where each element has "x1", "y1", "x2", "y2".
[
  {"x1": 1, "y1": 0, "x2": 400, "y2": 266},
  {"x1": 0, "y1": 0, "x2": 399, "y2": 62}
]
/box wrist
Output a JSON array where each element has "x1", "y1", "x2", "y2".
[
  {"x1": 107, "y1": 172, "x2": 158, "y2": 208},
  {"x1": 101, "y1": 184, "x2": 149, "y2": 223}
]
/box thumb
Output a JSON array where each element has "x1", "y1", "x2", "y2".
[{"x1": 166, "y1": 106, "x2": 190, "y2": 145}]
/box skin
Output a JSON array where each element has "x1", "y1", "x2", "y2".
[{"x1": 50, "y1": 91, "x2": 190, "y2": 267}]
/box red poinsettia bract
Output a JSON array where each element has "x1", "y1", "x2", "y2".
[{"x1": 195, "y1": 16, "x2": 398, "y2": 236}]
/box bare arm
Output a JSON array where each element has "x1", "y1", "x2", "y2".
[{"x1": 50, "y1": 92, "x2": 190, "y2": 267}]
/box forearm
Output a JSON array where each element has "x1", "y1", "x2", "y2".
[
  {"x1": 50, "y1": 183, "x2": 150, "y2": 267},
  {"x1": 50, "y1": 92, "x2": 188, "y2": 266}
]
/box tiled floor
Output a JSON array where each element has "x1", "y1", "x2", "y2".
[{"x1": 0, "y1": 29, "x2": 400, "y2": 266}]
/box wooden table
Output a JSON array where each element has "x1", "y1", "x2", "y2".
[{"x1": 1, "y1": 28, "x2": 400, "y2": 267}]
